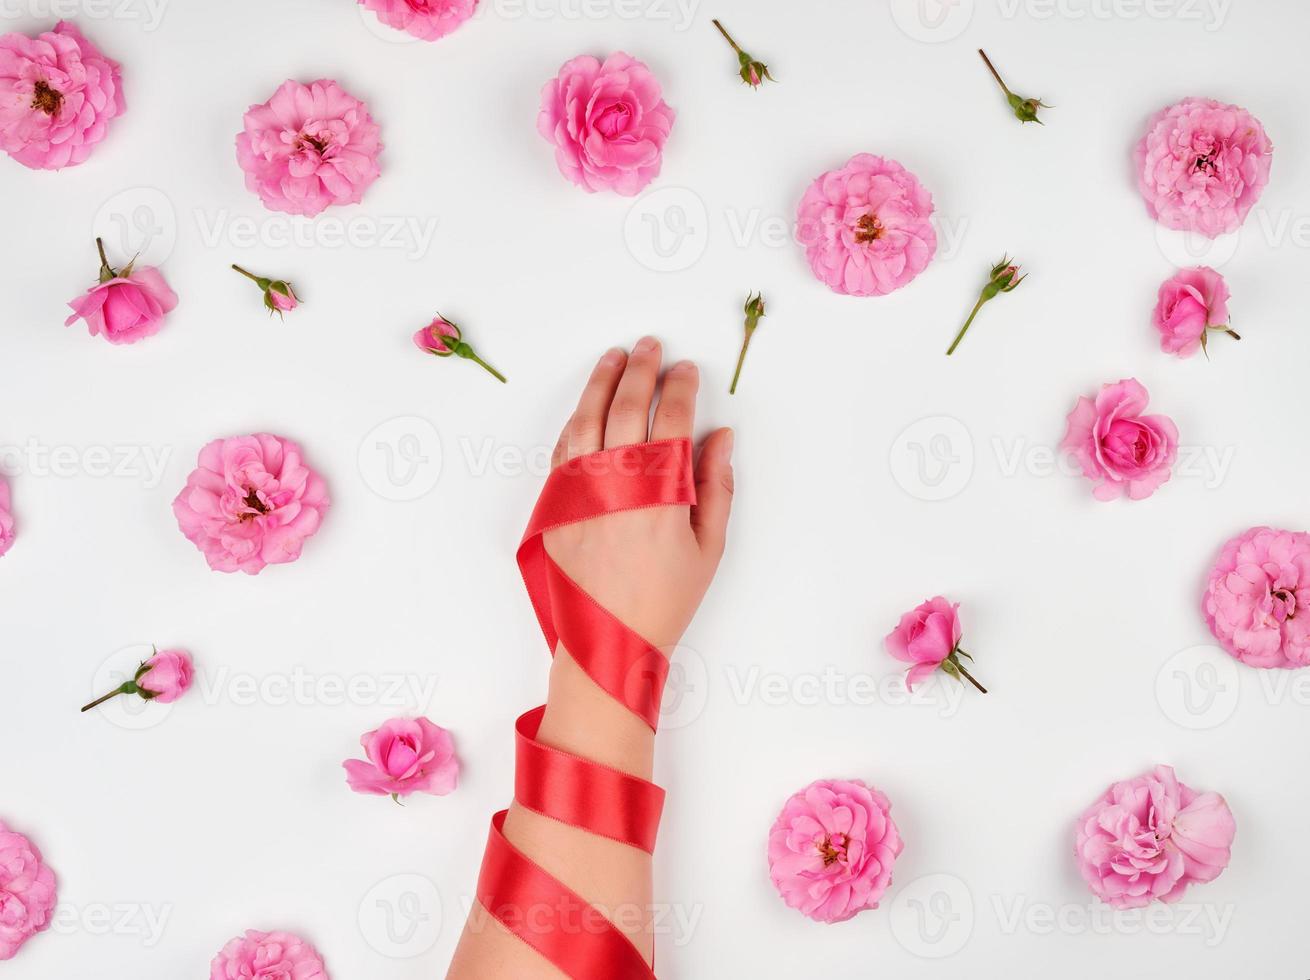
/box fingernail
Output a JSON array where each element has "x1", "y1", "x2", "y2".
[
  {"x1": 600, "y1": 347, "x2": 625, "y2": 367},
  {"x1": 633, "y1": 336, "x2": 659, "y2": 354},
  {"x1": 721, "y1": 429, "x2": 734, "y2": 462},
  {"x1": 671, "y1": 359, "x2": 697, "y2": 374}
]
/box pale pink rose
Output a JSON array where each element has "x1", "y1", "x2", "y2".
[
  {"x1": 537, "y1": 52, "x2": 675, "y2": 196},
  {"x1": 0, "y1": 820, "x2": 57, "y2": 961},
  {"x1": 0, "y1": 476, "x2": 13, "y2": 557},
  {"x1": 65, "y1": 264, "x2": 178, "y2": 345},
  {"x1": 343, "y1": 717, "x2": 459, "y2": 799},
  {"x1": 0, "y1": 21, "x2": 125, "y2": 170},
  {"x1": 1153, "y1": 266, "x2": 1230, "y2": 358},
  {"x1": 1202, "y1": 526, "x2": 1310, "y2": 669},
  {"x1": 210, "y1": 929, "x2": 328, "y2": 980},
  {"x1": 138, "y1": 648, "x2": 194, "y2": 703},
  {"x1": 885, "y1": 596, "x2": 961, "y2": 690},
  {"x1": 358, "y1": 0, "x2": 477, "y2": 40},
  {"x1": 236, "y1": 79, "x2": 382, "y2": 217},
  {"x1": 172, "y1": 434, "x2": 329, "y2": 575},
  {"x1": 1061, "y1": 378, "x2": 1178, "y2": 502},
  {"x1": 768, "y1": 779, "x2": 902, "y2": 923},
  {"x1": 1134, "y1": 97, "x2": 1272, "y2": 238},
  {"x1": 1075, "y1": 765, "x2": 1234, "y2": 909},
  {"x1": 796, "y1": 153, "x2": 937, "y2": 296}
]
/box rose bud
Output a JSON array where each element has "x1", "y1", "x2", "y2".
[
  {"x1": 413, "y1": 314, "x2": 507, "y2": 383},
  {"x1": 979, "y1": 49, "x2": 1051, "y2": 125},
  {"x1": 712, "y1": 19, "x2": 775, "y2": 88},
  {"x1": 1153, "y1": 266, "x2": 1238, "y2": 359},
  {"x1": 231, "y1": 264, "x2": 299, "y2": 320},
  {"x1": 80, "y1": 647, "x2": 194, "y2": 713},
  {"x1": 884, "y1": 597, "x2": 987, "y2": 693},
  {"x1": 64, "y1": 238, "x2": 178, "y2": 345},
  {"x1": 343, "y1": 716, "x2": 459, "y2": 805},
  {"x1": 946, "y1": 257, "x2": 1026, "y2": 355},
  {"x1": 729, "y1": 292, "x2": 766, "y2": 394}
]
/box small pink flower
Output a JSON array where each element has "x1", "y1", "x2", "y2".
[
  {"x1": 236, "y1": 79, "x2": 382, "y2": 217},
  {"x1": 344, "y1": 717, "x2": 459, "y2": 801},
  {"x1": 231, "y1": 264, "x2": 299, "y2": 319},
  {"x1": 796, "y1": 153, "x2": 937, "y2": 297},
  {"x1": 884, "y1": 596, "x2": 987, "y2": 693},
  {"x1": 0, "y1": 821, "x2": 56, "y2": 961},
  {"x1": 1134, "y1": 97, "x2": 1272, "y2": 238},
  {"x1": 1061, "y1": 378, "x2": 1178, "y2": 502},
  {"x1": 537, "y1": 52, "x2": 675, "y2": 196},
  {"x1": 1075, "y1": 765, "x2": 1235, "y2": 909},
  {"x1": 81, "y1": 647, "x2": 194, "y2": 713},
  {"x1": 767, "y1": 779, "x2": 902, "y2": 923},
  {"x1": 1202, "y1": 526, "x2": 1310, "y2": 669},
  {"x1": 413, "y1": 315, "x2": 507, "y2": 382},
  {"x1": 1153, "y1": 266, "x2": 1236, "y2": 358},
  {"x1": 65, "y1": 238, "x2": 178, "y2": 345},
  {"x1": 0, "y1": 476, "x2": 14, "y2": 557},
  {"x1": 172, "y1": 434, "x2": 329, "y2": 575},
  {"x1": 358, "y1": 0, "x2": 478, "y2": 40},
  {"x1": 0, "y1": 21, "x2": 125, "y2": 170},
  {"x1": 210, "y1": 929, "x2": 329, "y2": 980}
]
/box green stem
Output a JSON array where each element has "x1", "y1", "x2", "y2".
[
  {"x1": 729, "y1": 326, "x2": 755, "y2": 394},
  {"x1": 953, "y1": 661, "x2": 987, "y2": 694},
  {"x1": 712, "y1": 18, "x2": 743, "y2": 55},
  {"x1": 81, "y1": 682, "x2": 133, "y2": 713},
  {"x1": 978, "y1": 49, "x2": 1013, "y2": 97},
  {"x1": 946, "y1": 296, "x2": 986, "y2": 356},
  {"x1": 95, "y1": 237, "x2": 116, "y2": 282},
  {"x1": 467, "y1": 349, "x2": 507, "y2": 384},
  {"x1": 231, "y1": 264, "x2": 261, "y2": 284},
  {"x1": 1224, "y1": 328, "x2": 1241, "y2": 341}
]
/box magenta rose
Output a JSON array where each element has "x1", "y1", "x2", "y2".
[
  {"x1": 1075, "y1": 765, "x2": 1235, "y2": 909},
  {"x1": 1153, "y1": 266, "x2": 1233, "y2": 358},
  {"x1": 343, "y1": 717, "x2": 459, "y2": 800},
  {"x1": 538, "y1": 52, "x2": 675, "y2": 196},
  {"x1": 236, "y1": 79, "x2": 382, "y2": 217},
  {"x1": 0, "y1": 21, "x2": 125, "y2": 171},
  {"x1": 767, "y1": 779, "x2": 901, "y2": 923},
  {"x1": 1134, "y1": 97, "x2": 1272, "y2": 238},
  {"x1": 1202, "y1": 526, "x2": 1310, "y2": 669},
  {"x1": 885, "y1": 596, "x2": 960, "y2": 689},
  {"x1": 65, "y1": 239, "x2": 178, "y2": 345},
  {"x1": 0, "y1": 476, "x2": 13, "y2": 557},
  {"x1": 796, "y1": 153, "x2": 937, "y2": 297},
  {"x1": 210, "y1": 929, "x2": 328, "y2": 980},
  {"x1": 358, "y1": 0, "x2": 477, "y2": 40},
  {"x1": 172, "y1": 434, "x2": 329, "y2": 575},
  {"x1": 0, "y1": 820, "x2": 57, "y2": 961},
  {"x1": 1061, "y1": 378, "x2": 1178, "y2": 502}
]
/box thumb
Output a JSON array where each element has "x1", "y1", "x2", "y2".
[{"x1": 690, "y1": 427, "x2": 734, "y2": 558}]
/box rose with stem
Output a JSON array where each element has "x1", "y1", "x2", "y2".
[
  {"x1": 978, "y1": 49, "x2": 1051, "y2": 124},
  {"x1": 729, "y1": 293, "x2": 765, "y2": 394}
]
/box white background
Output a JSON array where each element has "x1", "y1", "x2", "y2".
[{"x1": 1, "y1": 0, "x2": 1308, "y2": 977}]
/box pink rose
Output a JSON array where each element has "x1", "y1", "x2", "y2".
[
  {"x1": 1202, "y1": 526, "x2": 1310, "y2": 669},
  {"x1": 236, "y1": 79, "x2": 382, "y2": 217},
  {"x1": 1061, "y1": 378, "x2": 1178, "y2": 502},
  {"x1": 210, "y1": 929, "x2": 329, "y2": 980},
  {"x1": 1075, "y1": 765, "x2": 1235, "y2": 909},
  {"x1": 0, "y1": 21, "x2": 125, "y2": 170},
  {"x1": 358, "y1": 0, "x2": 478, "y2": 40},
  {"x1": 767, "y1": 779, "x2": 902, "y2": 923},
  {"x1": 412, "y1": 316, "x2": 458, "y2": 354},
  {"x1": 537, "y1": 52, "x2": 675, "y2": 196},
  {"x1": 885, "y1": 596, "x2": 960, "y2": 690},
  {"x1": 231, "y1": 264, "x2": 299, "y2": 319},
  {"x1": 343, "y1": 717, "x2": 459, "y2": 799},
  {"x1": 1153, "y1": 266, "x2": 1232, "y2": 358},
  {"x1": 1134, "y1": 97, "x2": 1272, "y2": 238},
  {"x1": 796, "y1": 153, "x2": 937, "y2": 296},
  {"x1": 0, "y1": 820, "x2": 57, "y2": 961},
  {"x1": 172, "y1": 434, "x2": 329, "y2": 575},
  {"x1": 138, "y1": 648, "x2": 194, "y2": 703},
  {"x1": 65, "y1": 240, "x2": 178, "y2": 345},
  {"x1": 0, "y1": 476, "x2": 13, "y2": 557}
]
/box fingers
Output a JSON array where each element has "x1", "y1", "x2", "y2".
[
  {"x1": 604, "y1": 336, "x2": 662, "y2": 449},
  {"x1": 690, "y1": 427, "x2": 735, "y2": 558},
  {"x1": 566, "y1": 348, "x2": 627, "y2": 460},
  {"x1": 650, "y1": 360, "x2": 698, "y2": 443},
  {"x1": 550, "y1": 420, "x2": 569, "y2": 470}
]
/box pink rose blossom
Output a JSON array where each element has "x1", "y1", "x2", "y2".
[
  {"x1": 1075, "y1": 765, "x2": 1235, "y2": 909},
  {"x1": 210, "y1": 929, "x2": 329, "y2": 980},
  {"x1": 172, "y1": 434, "x2": 329, "y2": 575},
  {"x1": 0, "y1": 476, "x2": 13, "y2": 557},
  {"x1": 0, "y1": 21, "x2": 125, "y2": 170},
  {"x1": 537, "y1": 52, "x2": 675, "y2": 196},
  {"x1": 236, "y1": 79, "x2": 382, "y2": 217},
  {"x1": 344, "y1": 717, "x2": 459, "y2": 800},
  {"x1": 412, "y1": 316, "x2": 458, "y2": 354},
  {"x1": 358, "y1": 0, "x2": 477, "y2": 40},
  {"x1": 885, "y1": 596, "x2": 960, "y2": 690},
  {"x1": 1153, "y1": 266, "x2": 1233, "y2": 358},
  {"x1": 1202, "y1": 526, "x2": 1310, "y2": 669},
  {"x1": 796, "y1": 153, "x2": 937, "y2": 297},
  {"x1": 1134, "y1": 97, "x2": 1272, "y2": 238},
  {"x1": 137, "y1": 648, "x2": 194, "y2": 703},
  {"x1": 1061, "y1": 378, "x2": 1178, "y2": 502},
  {"x1": 65, "y1": 239, "x2": 178, "y2": 345},
  {"x1": 0, "y1": 820, "x2": 57, "y2": 961},
  {"x1": 767, "y1": 779, "x2": 902, "y2": 923}
]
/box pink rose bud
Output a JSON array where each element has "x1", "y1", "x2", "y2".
[
  {"x1": 64, "y1": 238, "x2": 178, "y2": 345},
  {"x1": 232, "y1": 264, "x2": 299, "y2": 319},
  {"x1": 979, "y1": 49, "x2": 1051, "y2": 125},
  {"x1": 210, "y1": 930, "x2": 329, "y2": 980},
  {"x1": 946, "y1": 256, "x2": 1026, "y2": 355},
  {"x1": 413, "y1": 315, "x2": 507, "y2": 383},
  {"x1": 729, "y1": 292, "x2": 766, "y2": 395},
  {"x1": 80, "y1": 647, "x2": 194, "y2": 713},
  {"x1": 884, "y1": 596, "x2": 987, "y2": 693},
  {"x1": 0, "y1": 476, "x2": 14, "y2": 558},
  {"x1": 0, "y1": 820, "x2": 57, "y2": 960},
  {"x1": 712, "y1": 19, "x2": 775, "y2": 89},
  {"x1": 343, "y1": 717, "x2": 460, "y2": 804},
  {"x1": 1153, "y1": 266, "x2": 1237, "y2": 358},
  {"x1": 1060, "y1": 378, "x2": 1178, "y2": 501}
]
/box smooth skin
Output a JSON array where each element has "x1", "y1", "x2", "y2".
[{"x1": 447, "y1": 338, "x2": 735, "y2": 978}]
